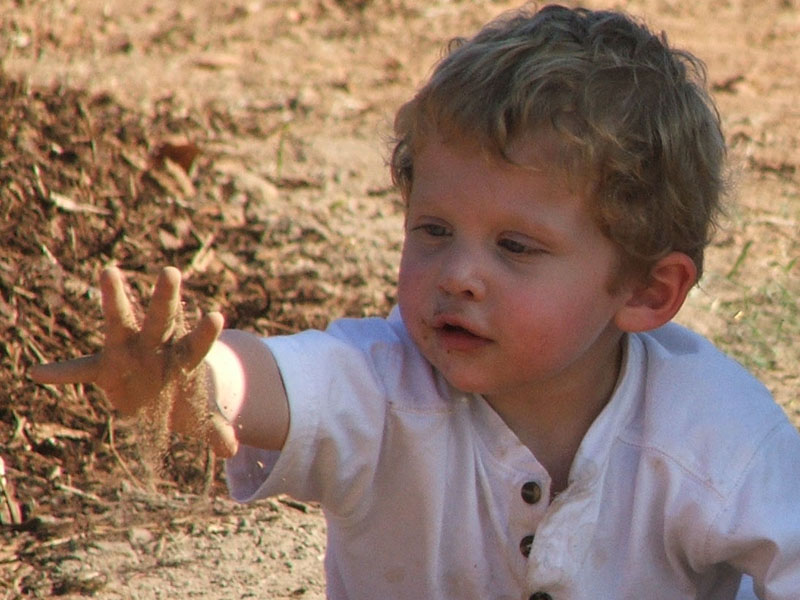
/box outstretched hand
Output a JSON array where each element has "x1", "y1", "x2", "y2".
[{"x1": 30, "y1": 266, "x2": 235, "y2": 456}]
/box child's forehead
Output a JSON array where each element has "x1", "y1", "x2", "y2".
[
  {"x1": 506, "y1": 130, "x2": 575, "y2": 168},
  {"x1": 409, "y1": 129, "x2": 597, "y2": 216},
  {"x1": 417, "y1": 126, "x2": 589, "y2": 191}
]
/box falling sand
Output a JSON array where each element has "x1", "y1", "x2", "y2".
[{"x1": 133, "y1": 304, "x2": 214, "y2": 486}]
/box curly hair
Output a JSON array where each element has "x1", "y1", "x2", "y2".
[{"x1": 391, "y1": 4, "x2": 727, "y2": 282}]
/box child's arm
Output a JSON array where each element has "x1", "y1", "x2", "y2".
[{"x1": 29, "y1": 266, "x2": 289, "y2": 458}]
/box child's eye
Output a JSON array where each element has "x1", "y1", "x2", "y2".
[
  {"x1": 498, "y1": 237, "x2": 537, "y2": 255},
  {"x1": 417, "y1": 223, "x2": 450, "y2": 237}
]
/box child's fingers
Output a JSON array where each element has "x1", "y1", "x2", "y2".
[
  {"x1": 178, "y1": 311, "x2": 225, "y2": 372},
  {"x1": 141, "y1": 267, "x2": 182, "y2": 349},
  {"x1": 100, "y1": 267, "x2": 139, "y2": 345},
  {"x1": 29, "y1": 354, "x2": 101, "y2": 385}
]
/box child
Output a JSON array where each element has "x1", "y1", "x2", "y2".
[{"x1": 31, "y1": 4, "x2": 800, "y2": 599}]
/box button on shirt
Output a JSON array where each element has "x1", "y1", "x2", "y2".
[
  {"x1": 521, "y1": 481, "x2": 542, "y2": 505},
  {"x1": 226, "y1": 308, "x2": 800, "y2": 599}
]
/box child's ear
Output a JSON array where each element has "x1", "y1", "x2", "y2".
[{"x1": 614, "y1": 252, "x2": 697, "y2": 333}]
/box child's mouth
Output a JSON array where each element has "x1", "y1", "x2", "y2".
[
  {"x1": 435, "y1": 321, "x2": 491, "y2": 351},
  {"x1": 442, "y1": 323, "x2": 470, "y2": 334}
]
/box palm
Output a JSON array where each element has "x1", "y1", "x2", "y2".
[{"x1": 30, "y1": 266, "x2": 223, "y2": 417}]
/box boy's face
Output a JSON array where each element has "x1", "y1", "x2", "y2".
[{"x1": 397, "y1": 134, "x2": 635, "y2": 407}]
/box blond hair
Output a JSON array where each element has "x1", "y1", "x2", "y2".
[{"x1": 391, "y1": 4, "x2": 726, "y2": 281}]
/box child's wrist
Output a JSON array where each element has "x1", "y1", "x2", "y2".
[
  {"x1": 199, "y1": 347, "x2": 242, "y2": 457},
  {"x1": 163, "y1": 338, "x2": 247, "y2": 455},
  {"x1": 203, "y1": 340, "x2": 246, "y2": 425}
]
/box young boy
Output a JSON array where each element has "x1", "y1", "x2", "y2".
[{"x1": 31, "y1": 4, "x2": 800, "y2": 599}]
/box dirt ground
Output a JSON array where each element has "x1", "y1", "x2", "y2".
[{"x1": 0, "y1": 0, "x2": 797, "y2": 598}]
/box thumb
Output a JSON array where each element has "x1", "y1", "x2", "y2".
[{"x1": 29, "y1": 354, "x2": 101, "y2": 385}]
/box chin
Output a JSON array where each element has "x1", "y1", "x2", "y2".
[{"x1": 439, "y1": 372, "x2": 489, "y2": 395}]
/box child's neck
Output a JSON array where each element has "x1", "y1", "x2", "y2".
[{"x1": 485, "y1": 337, "x2": 625, "y2": 496}]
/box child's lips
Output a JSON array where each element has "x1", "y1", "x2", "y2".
[{"x1": 431, "y1": 315, "x2": 492, "y2": 352}]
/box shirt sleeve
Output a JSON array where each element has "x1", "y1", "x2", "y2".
[
  {"x1": 224, "y1": 321, "x2": 395, "y2": 519},
  {"x1": 704, "y1": 419, "x2": 800, "y2": 599}
]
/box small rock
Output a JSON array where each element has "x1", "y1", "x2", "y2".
[{"x1": 127, "y1": 527, "x2": 155, "y2": 547}]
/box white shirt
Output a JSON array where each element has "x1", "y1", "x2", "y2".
[{"x1": 225, "y1": 309, "x2": 800, "y2": 599}]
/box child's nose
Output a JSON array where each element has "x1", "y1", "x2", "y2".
[{"x1": 437, "y1": 247, "x2": 486, "y2": 300}]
